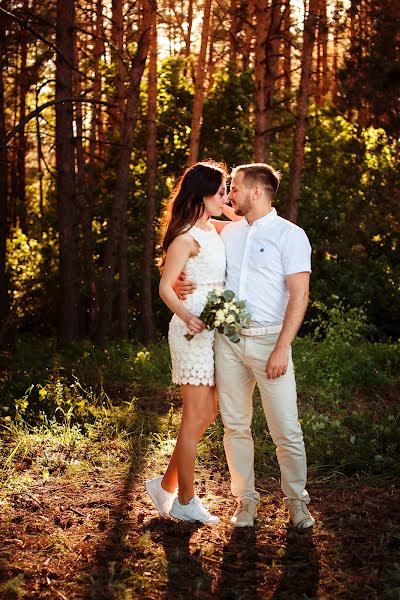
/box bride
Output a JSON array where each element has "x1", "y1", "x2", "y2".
[{"x1": 145, "y1": 161, "x2": 237, "y2": 524}]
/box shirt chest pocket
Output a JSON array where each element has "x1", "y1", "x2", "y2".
[{"x1": 251, "y1": 242, "x2": 282, "y2": 274}]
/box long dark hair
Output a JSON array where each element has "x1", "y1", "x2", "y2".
[{"x1": 159, "y1": 161, "x2": 227, "y2": 267}]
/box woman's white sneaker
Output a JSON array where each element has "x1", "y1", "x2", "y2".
[
  {"x1": 170, "y1": 496, "x2": 220, "y2": 524},
  {"x1": 145, "y1": 476, "x2": 177, "y2": 518},
  {"x1": 284, "y1": 498, "x2": 315, "y2": 529}
]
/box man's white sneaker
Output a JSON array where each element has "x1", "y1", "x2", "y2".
[
  {"x1": 230, "y1": 499, "x2": 258, "y2": 527},
  {"x1": 145, "y1": 476, "x2": 177, "y2": 518},
  {"x1": 284, "y1": 498, "x2": 315, "y2": 530},
  {"x1": 170, "y1": 496, "x2": 220, "y2": 524}
]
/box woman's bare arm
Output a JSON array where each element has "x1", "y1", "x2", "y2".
[{"x1": 159, "y1": 235, "x2": 205, "y2": 334}]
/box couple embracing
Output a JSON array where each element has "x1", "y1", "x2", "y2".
[{"x1": 145, "y1": 161, "x2": 315, "y2": 530}]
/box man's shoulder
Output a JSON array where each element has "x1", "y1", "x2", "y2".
[{"x1": 275, "y1": 214, "x2": 307, "y2": 235}]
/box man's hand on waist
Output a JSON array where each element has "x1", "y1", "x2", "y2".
[{"x1": 173, "y1": 272, "x2": 196, "y2": 300}]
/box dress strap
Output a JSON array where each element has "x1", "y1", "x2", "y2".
[{"x1": 186, "y1": 225, "x2": 212, "y2": 246}]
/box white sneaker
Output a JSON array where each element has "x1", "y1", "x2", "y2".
[
  {"x1": 170, "y1": 496, "x2": 220, "y2": 524},
  {"x1": 284, "y1": 498, "x2": 315, "y2": 529},
  {"x1": 145, "y1": 476, "x2": 177, "y2": 518}
]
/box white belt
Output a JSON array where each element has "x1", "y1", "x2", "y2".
[{"x1": 239, "y1": 324, "x2": 282, "y2": 336}]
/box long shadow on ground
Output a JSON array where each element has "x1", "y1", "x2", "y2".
[
  {"x1": 147, "y1": 519, "x2": 213, "y2": 599},
  {"x1": 271, "y1": 528, "x2": 319, "y2": 599},
  {"x1": 214, "y1": 526, "x2": 262, "y2": 599}
]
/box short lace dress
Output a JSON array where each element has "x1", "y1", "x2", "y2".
[{"x1": 168, "y1": 223, "x2": 226, "y2": 386}]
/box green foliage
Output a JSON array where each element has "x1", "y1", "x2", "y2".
[
  {"x1": 299, "y1": 112, "x2": 400, "y2": 339},
  {"x1": 202, "y1": 66, "x2": 254, "y2": 166}
]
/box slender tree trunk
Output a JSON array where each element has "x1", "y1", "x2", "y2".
[
  {"x1": 263, "y1": 0, "x2": 287, "y2": 160},
  {"x1": 286, "y1": 0, "x2": 319, "y2": 223},
  {"x1": 142, "y1": 8, "x2": 157, "y2": 345},
  {"x1": 254, "y1": 0, "x2": 269, "y2": 162},
  {"x1": 187, "y1": 0, "x2": 212, "y2": 166},
  {"x1": 56, "y1": 0, "x2": 80, "y2": 343},
  {"x1": 185, "y1": 0, "x2": 193, "y2": 58},
  {"x1": 0, "y1": 3, "x2": 10, "y2": 346},
  {"x1": 111, "y1": 0, "x2": 124, "y2": 130},
  {"x1": 17, "y1": 15, "x2": 28, "y2": 232},
  {"x1": 320, "y1": 0, "x2": 329, "y2": 97},
  {"x1": 283, "y1": 0, "x2": 292, "y2": 109},
  {"x1": 97, "y1": 0, "x2": 152, "y2": 343}
]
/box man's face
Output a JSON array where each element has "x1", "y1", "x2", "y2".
[{"x1": 228, "y1": 171, "x2": 252, "y2": 216}]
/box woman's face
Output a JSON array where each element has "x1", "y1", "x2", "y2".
[{"x1": 203, "y1": 180, "x2": 228, "y2": 216}]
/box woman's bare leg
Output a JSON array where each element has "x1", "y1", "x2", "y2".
[{"x1": 161, "y1": 384, "x2": 217, "y2": 503}]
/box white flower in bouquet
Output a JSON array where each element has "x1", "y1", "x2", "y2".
[{"x1": 185, "y1": 288, "x2": 251, "y2": 343}]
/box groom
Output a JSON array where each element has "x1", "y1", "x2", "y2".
[{"x1": 179, "y1": 163, "x2": 314, "y2": 529}]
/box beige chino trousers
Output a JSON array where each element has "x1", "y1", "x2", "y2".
[{"x1": 215, "y1": 331, "x2": 310, "y2": 503}]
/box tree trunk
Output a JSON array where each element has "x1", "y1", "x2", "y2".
[
  {"x1": 320, "y1": 0, "x2": 329, "y2": 97},
  {"x1": 283, "y1": 0, "x2": 292, "y2": 109},
  {"x1": 185, "y1": 0, "x2": 193, "y2": 58},
  {"x1": 263, "y1": 0, "x2": 287, "y2": 161},
  {"x1": 97, "y1": 0, "x2": 152, "y2": 343},
  {"x1": 142, "y1": 8, "x2": 157, "y2": 345},
  {"x1": 286, "y1": 0, "x2": 319, "y2": 223},
  {"x1": 0, "y1": 2, "x2": 10, "y2": 346},
  {"x1": 56, "y1": 0, "x2": 80, "y2": 343},
  {"x1": 111, "y1": 0, "x2": 124, "y2": 130},
  {"x1": 254, "y1": 0, "x2": 269, "y2": 162},
  {"x1": 187, "y1": 0, "x2": 212, "y2": 166},
  {"x1": 17, "y1": 13, "x2": 28, "y2": 232}
]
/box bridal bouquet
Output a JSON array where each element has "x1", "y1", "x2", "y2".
[{"x1": 185, "y1": 287, "x2": 251, "y2": 343}]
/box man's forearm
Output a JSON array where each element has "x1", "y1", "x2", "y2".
[{"x1": 275, "y1": 292, "x2": 309, "y2": 350}]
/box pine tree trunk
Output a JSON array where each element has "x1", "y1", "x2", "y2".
[
  {"x1": 185, "y1": 0, "x2": 193, "y2": 58},
  {"x1": 286, "y1": 0, "x2": 319, "y2": 223},
  {"x1": 56, "y1": 0, "x2": 80, "y2": 343},
  {"x1": 187, "y1": 0, "x2": 212, "y2": 166},
  {"x1": 142, "y1": 9, "x2": 157, "y2": 345},
  {"x1": 254, "y1": 0, "x2": 269, "y2": 162},
  {"x1": 17, "y1": 17, "x2": 27, "y2": 232},
  {"x1": 97, "y1": 0, "x2": 152, "y2": 343},
  {"x1": 263, "y1": 0, "x2": 286, "y2": 161},
  {"x1": 0, "y1": 3, "x2": 10, "y2": 346},
  {"x1": 283, "y1": 0, "x2": 292, "y2": 109}
]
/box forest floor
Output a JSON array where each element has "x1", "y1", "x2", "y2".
[{"x1": 1, "y1": 388, "x2": 399, "y2": 600}]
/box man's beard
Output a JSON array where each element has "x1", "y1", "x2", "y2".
[{"x1": 234, "y1": 193, "x2": 252, "y2": 216}]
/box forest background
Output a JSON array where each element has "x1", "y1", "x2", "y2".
[{"x1": 0, "y1": 1, "x2": 400, "y2": 598}]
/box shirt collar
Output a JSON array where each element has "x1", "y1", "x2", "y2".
[{"x1": 246, "y1": 207, "x2": 277, "y2": 228}]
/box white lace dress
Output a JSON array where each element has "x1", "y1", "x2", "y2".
[{"x1": 168, "y1": 223, "x2": 226, "y2": 386}]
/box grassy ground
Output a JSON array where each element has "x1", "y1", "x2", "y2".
[{"x1": 0, "y1": 333, "x2": 399, "y2": 599}]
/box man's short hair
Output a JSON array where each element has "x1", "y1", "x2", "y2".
[{"x1": 232, "y1": 163, "x2": 281, "y2": 198}]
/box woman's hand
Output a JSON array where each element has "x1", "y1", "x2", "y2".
[{"x1": 184, "y1": 313, "x2": 206, "y2": 336}]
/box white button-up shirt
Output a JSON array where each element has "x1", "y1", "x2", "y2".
[{"x1": 220, "y1": 208, "x2": 312, "y2": 324}]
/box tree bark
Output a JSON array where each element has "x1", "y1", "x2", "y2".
[
  {"x1": 0, "y1": 1, "x2": 10, "y2": 346},
  {"x1": 286, "y1": 0, "x2": 319, "y2": 223},
  {"x1": 187, "y1": 0, "x2": 212, "y2": 166},
  {"x1": 17, "y1": 10, "x2": 28, "y2": 232},
  {"x1": 263, "y1": 0, "x2": 287, "y2": 160},
  {"x1": 96, "y1": 0, "x2": 152, "y2": 343},
  {"x1": 142, "y1": 9, "x2": 157, "y2": 345},
  {"x1": 56, "y1": 0, "x2": 80, "y2": 343},
  {"x1": 282, "y1": 0, "x2": 292, "y2": 109},
  {"x1": 254, "y1": 0, "x2": 269, "y2": 162}
]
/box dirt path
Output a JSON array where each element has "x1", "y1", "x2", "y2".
[{"x1": 1, "y1": 448, "x2": 399, "y2": 600}]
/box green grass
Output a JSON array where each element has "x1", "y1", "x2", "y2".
[{"x1": 1, "y1": 317, "x2": 399, "y2": 484}]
